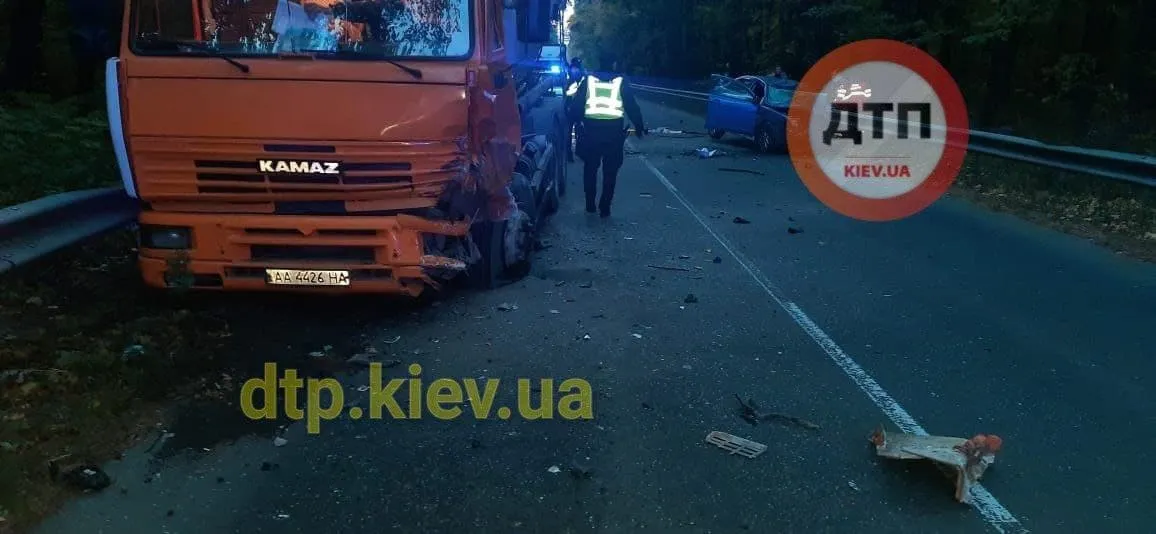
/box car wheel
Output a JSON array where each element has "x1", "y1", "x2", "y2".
[
  {"x1": 756, "y1": 126, "x2": 773, "y2": 153},
  {"x1": 708, "y1": 128, "x2": 725, "y2": 140}
]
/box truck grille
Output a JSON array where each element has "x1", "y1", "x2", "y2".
[
  {"x1": 130, "y1": 138, "x2": 464, "y2": 214},
  {"x1": 249, "y1": 244, "x2": 376, "y2": 264}
]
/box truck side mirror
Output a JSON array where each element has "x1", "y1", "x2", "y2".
[{"x1": 513, "y1": 0, "x2": 554, "y2": 44}]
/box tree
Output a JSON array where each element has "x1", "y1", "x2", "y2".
[{"x1": 566, "y1": 0, "x2": 1156, "y2": 152}]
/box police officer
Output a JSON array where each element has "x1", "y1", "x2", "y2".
[
  {"x1": 563, "y1": 58, "x2": 586, "y2": 163},
  {"x1": 566, "y1": 69, "x2": 645, "y2": 218}
]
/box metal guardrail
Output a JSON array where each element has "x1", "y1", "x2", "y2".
[
  {"x1": 0, "y1": 187, "x2": 138, "y2": 274},
  {"x1": 0, "y1": 77, "x2": 558, "y2": 276},
  {"x1": 632, "y1": 82, "x2": 1156, "y2": 188}
]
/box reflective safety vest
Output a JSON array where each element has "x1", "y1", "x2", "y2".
[
  {"x1": 583, "y1": 75, "x2": 624, "y2": 120},
  {"x1": 565, "y1": 81, "x2": 580, "y2": 97}
]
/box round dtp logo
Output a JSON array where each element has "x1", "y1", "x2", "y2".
[{"x1": 787, "y1": 39, "x2": 969, "y2": 221}]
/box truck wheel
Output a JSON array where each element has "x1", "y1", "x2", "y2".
[
  {"x1": 544, "y1": 175, "x2": 561, "y2": 215},
  {"x1": 505, "y1": 208, "x2": 534, "y2": 280},
  {"x1": 466, "y1": 220, "x2": 505, "y2": 290},
  {"x1": 554, "y1": 120, "x2": 568, "y2": 197},
  {"x1": 511, "y1": 172, "x2": 538, "y2": 224},
  {"x1": 556, "y1": 154, "x2": 567, "y2": 198},
  {"x1": 709, "y1": 128, "x2": 725, "y2": 140}
]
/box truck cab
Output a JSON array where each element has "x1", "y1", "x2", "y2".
[{"x1": 107, "y1": 0, "x2": 566, "y2": 295}]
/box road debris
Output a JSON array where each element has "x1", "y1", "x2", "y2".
[
  {"x1": 48, "y1": 456, "x2": 111, "y2": 492},
  {"x1": 733, "y1": 216, "x2": 751, "y2": 224},
  {"x1": 273, "y1": 436, "x2": 288, "y2": 447},
  {"x1": 549, "y1": 309, "x2": 560, "y2": 314},
  {"x1": 383, "y1": 335, "x2": 401, "y2": 344},
  {"x1": 648, "y1": 264, "x2": 691, "y2": 272},
  {"x1": 346, "y1": 353, "x2": 375, "y2": 367},
  {"x1": 631, "y1": 333, "x2": 643, "y2": 339},
  {"x1": 145, "y1": 430, "x2": 175, "y2": 453},
  {"x1": 719, "y1": 168, "x2": 765, "y2": 175},
  {"x1": 868, "y1": 426, "x2": 1003, "y2": 504},
  {"x1": 569, "y1": 461, "x2": 594, "y2": 479},
  {"x1": 684, "y1": 293, "x2": 698, "y2": 303},
  {"x1": 787, "y1": 227, "x2": 804, "y2": 234},
  {"x1": 735, "y1": 395, "x2": 820, "y2": 430},
  {"x1": 705, "y1": 431, "x2": 767, "y2": 459},
  {"x1": 547, "y1": 465, "x2": 562, "y2": 474},
  {"x1": 579, "y1": 281, "x2": 593, "y2": 288},
  {"x1": 497, "y1": 303, "x2": 518, "y2": 312},
  {"x1": 582, "y1": 334, "x2": 591, "y2": 340},
  {"x1": 712, "y1": 256, "x2": 723, "y2": 264},
  {"x1": 695, "y1": 147, "x2": 722, "y2": 158}
]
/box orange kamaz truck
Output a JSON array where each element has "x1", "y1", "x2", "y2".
[{"x1": 106, "y1": 0, "x2": 567, "y2": 295}]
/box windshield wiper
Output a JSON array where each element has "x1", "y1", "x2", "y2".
[
  {"x1": 299, "y1": 50, "x2": 422, "y2": 79},
  {"x1": 137, "y1": 36, "x2": 251, "y2": 73}
]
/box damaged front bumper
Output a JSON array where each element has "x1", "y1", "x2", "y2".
[{"x1": 137, "y1": 211, "x2": 474, "y2": 295}]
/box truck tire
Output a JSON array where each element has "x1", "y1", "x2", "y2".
[
  {"x1": 544, "y1": 167, "x2": 561, "y2": 216},
  {"x1": 466, "y1": 220, "x2": 505, "y2": 290},
  {"x1": 505, "y1": 208, "x2": 534, "y2": 280},
  {"x1": 511, "y1": 172, "x2": 538, "y2": 224},
  {"x1": 555, "y1": 119, "x2": 567, "y2": 197},
  {"x1": 709, "y1": 128, "x2": 725, "y2": 140}
]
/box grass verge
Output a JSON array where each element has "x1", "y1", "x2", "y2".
[
  {"x1": 0, "y1": 92, "x2": 118, "y2": 207},
  {"x1": 0, "y1": 231, "x2": 233, "y2": 533},
  {"x1": 952, "y1": 153, "x2": 1156, "y2": 262}
]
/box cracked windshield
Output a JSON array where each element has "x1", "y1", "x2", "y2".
[
  {"x1": 2, "y1": 0, "x2": 1155, "y2": 532},
  {"x1": 133, "y1": 0, "x2": 470, "y2": 56}
]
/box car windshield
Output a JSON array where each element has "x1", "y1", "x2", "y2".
[
  {"x1": 130, "y1": 0, "x2": 471, "y2": 58},
  {"x1": 765, "y1": 87, "x2": 793, "y2": 108}
]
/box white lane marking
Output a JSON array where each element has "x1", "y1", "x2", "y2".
[{"x1": 628, "y1": 141, "x2": 1028, "y2": 534}]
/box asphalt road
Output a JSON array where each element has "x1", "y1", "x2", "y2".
[{"x1": 33, "y1": 96, "x2": 1156, "y2": 534}]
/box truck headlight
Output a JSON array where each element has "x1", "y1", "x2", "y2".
[
  {"x1": 549, "y1": 64, "x2": 561, "y2": 74},
  {"x1": 140, "y1": 225, "x2": 191, "y2": 249}
]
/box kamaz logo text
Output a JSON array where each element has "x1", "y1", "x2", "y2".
[
  {"x1": 822, "y1": 102, "x2": 931, "y2": 145},
  {"x1": 258, "y1": 160, "x2": 341, "y2": 174}
]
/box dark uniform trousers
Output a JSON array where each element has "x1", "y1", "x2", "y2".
[{"x1": 577, "y1": 122, "x2": 626, "y2": 214}]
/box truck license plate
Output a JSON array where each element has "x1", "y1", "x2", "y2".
[{"x1": 265, "y1": 269, "x2": 350, "y2": 287}]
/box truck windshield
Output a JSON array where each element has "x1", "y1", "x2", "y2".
[{"x1": 130, "y1": 0, "x2": 471, "y2": 58}]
